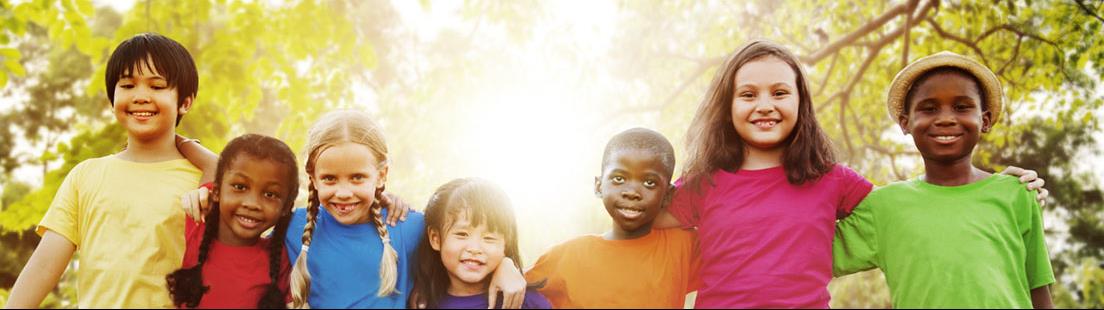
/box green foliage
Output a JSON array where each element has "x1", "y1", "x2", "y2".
[{"x1": 0, "y1": 0, "x2": 1101, "y2": 307}]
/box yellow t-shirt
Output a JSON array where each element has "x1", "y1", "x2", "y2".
[{"x1": 37, "y1": 156, "x2": 201, "y2": 308}]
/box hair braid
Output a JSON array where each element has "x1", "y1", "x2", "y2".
[
  {"x1": 369, "y1": 185, "x2": 399, "y2": 297},
  {"x1": 289, "y1": 185, "x2": 321, "y2": 309},
  {"x1": 166, "y1": 206, "x2": 219, "y2": 308}
]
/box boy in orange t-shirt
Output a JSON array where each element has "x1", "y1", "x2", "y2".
[{"x1": 524, "y1": 128, "x2": 700, "y2": 308}]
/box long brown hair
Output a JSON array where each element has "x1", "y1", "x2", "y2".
[
  {"x1": 682, "y1": 40, "x2": 835, "y2": 190},
  {"x1": 289, "y1": 110, "x2": 398, "y2": 308},
  {"x1": 413, "y1": 178, "x2": 532, "y2": 308}
]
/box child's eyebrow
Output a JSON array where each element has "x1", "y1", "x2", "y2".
[{"x1": 228, "y1": 171, "x2": 254, "y2": 181}]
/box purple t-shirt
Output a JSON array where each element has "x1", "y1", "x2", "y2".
[
  {"x1": 438, "y1": 290, "x2": 552, "y2": 309},
  {"x1": 669, "y1": 164, "x2": 872, "y2": 308}
]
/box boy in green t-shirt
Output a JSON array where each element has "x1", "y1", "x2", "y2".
[{"x1": 832, "y1": 51, "x2": 1054, "y2": 308}]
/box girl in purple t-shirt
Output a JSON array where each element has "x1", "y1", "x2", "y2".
[
  {"x1": 413, "y1": 178, "x2": 551, "y2": 309},
  {"x1": 653, "y1": 40, "x2": 1044, "y2": 308}
]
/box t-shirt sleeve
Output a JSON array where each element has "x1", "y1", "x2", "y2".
[
  {"x1": 182, "y1": 217, "x2": 204, "y2": 267},
  {"x1": 36, "y1": 164, "x2": 83, "y2": 246},
  {"x1": 832, "y1": 198, "x2": 879, "y2": 277},
  {"x1": 1018, "y1": 187, "x2": 1055, "y2": 289},
  {"x1": 668, "y1": 177, "x2": 704, "y2": 228},
  {"x1": 524, "y1": 244, "x2": 564, "y2": 305},
  {"x1": 833, "y1": 165, "x2": 874, "y2": 219},
  {"x1": 684, "y1": 231, "x2": 702, "y2": 293}
]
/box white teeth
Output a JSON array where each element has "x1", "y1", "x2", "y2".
[
  {"x1": 130, "y1": 112, "x2": 155, "y2": 117},
  {"x1": 237, "y1": 215, "x2": 259, "y2": 223},
  {"x1": 618, "y1": 207, "x2": 642, "y2": 215},
  {"x1": 935, "y1": 136, "x2": 957, "y2": 141},
  {"x1": 754, "y1": 120, "x2": 777, "y2": 127}
]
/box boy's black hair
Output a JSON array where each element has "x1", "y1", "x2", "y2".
[
  {"x1": 601, "y1": 128, "x2": 676, "y2": 179},
  {"x1": 903, "y1": 66, "x2": 988, "y2": 115},
  {"x1": 105, "y1": 33, "x2": 198, "y2": 126},
  {"x1": 166, "y1": 134, "x2": 299, "y2": 309}
]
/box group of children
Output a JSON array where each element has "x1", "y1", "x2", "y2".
[{"x1": 4, "y1": 33, "x2": 1054, "y2": 309}]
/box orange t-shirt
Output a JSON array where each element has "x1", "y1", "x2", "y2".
[{"x1": 524, "y1": 228, "x2": 700, "y2": 308}]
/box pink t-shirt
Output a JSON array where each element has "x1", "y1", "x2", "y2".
[{"x1": 669, "y1": 164, "x2": 872, "y2": 308}]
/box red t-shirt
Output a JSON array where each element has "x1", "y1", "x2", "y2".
[{"x1": 181, "y1": 218, "x2": 291, "y2": 308}]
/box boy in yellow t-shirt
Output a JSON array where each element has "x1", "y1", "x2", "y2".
[
  {"x1": 524, "y1": 128, "x2": 700, "y2": 308},
  {"x1": 6, "y1": 33, "x2": 207, "y2": 308}
]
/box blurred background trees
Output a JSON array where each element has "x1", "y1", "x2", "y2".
[{"x1": 1, "y1": 0, "x2": 1100, "y2": 307}]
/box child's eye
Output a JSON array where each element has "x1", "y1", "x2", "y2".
[
  {"x1": 263, "y1": 191, "x2": 280, "y2": 199},
  {"x1": 611, "y1": 176, "x2": 625, "y2": 184},
  {"x1": 739, "y1": 91, "x2": 755, "y2": 99},
  {"x1": 643, "y1": 180, "x2": 657, "y2": 188},
  {"x1": 119, "y1": 83, "x2": 134, "y2": 89},
  {"x1": 483, "y1": 236, "x2": 500, "y2": 243},
  {"x1": 232, "y1": 184, "x2": 246, "y2": 191},
  {"x1": 320, "y1": 176, "x2": 336, "y2": 182},
  {"x1": 954, "y1": 104, "x2": 972, "y2": 111},
  {"x1": 453, "y1": 231, "x2": 469, "y2": 238},
  {"x1": 352, "y1": 175, "x2": 365, "y2": 182},
  {"x1": 773, "y1": 90, "x2": 789, "y2": 97}
]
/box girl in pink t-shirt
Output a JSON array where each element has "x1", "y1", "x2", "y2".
[
  {"x1": 655, "y1": 41, "x2": 1044, "y2": 308},
  {"x1": 654, "y1": 40, "x2": 871, "y2": 308}
]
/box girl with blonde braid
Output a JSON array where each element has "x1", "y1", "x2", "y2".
[{"x1": 285, "y1": 110, "x2": 528, "y2": 309}]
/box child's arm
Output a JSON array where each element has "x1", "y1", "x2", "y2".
[
  {"x1": 1031, "y1": 286, "x2": 1054, "y2": 309},
  {"x1": 378, "y1": 192, "x2": 410, "y2": 227},
  {"x1": 176, "y1": 134, "x2": 218, "y2": 185},
  {"x1": 5, "y1": 231, "x2": 76, "y2": 308},
  {"x1": 489, "y1": 257, "x2": 527, "y2": 309},
  {"x1": 832, "y1": 199, "x2": 880, "y2": 277},
  {"x1": 1000, "y1": 166, "x2": 1048, "y2": 204}
]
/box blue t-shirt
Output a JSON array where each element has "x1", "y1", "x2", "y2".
[
  {"x1": 285, "y1": 207, "x2": 425, "y2": 308},
  {"x1": 438, "y1": 290, "x2": 552, "y2": 309}
]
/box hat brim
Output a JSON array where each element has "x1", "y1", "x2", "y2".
[{"x1": 886, "y1": 51, "x2": 1003, "y2": 124}]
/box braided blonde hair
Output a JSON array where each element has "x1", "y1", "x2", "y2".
[{"x1": 289, "y1": 110, "x2": 399, "y2": 309}]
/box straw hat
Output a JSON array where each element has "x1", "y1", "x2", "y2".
[{"x1": 886, "y1": 51, "x2": 1003, "y2": 124}]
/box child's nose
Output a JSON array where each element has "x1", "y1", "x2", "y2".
[{"x1": 621, "y1": 189, "x2": 642, "y2": 201}]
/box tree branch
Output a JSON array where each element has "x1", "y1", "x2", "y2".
[
  {"x1": 814, "y1": 52, "x2": 840, "y2": 98},
  {"x1": 997, "y1": 35, "x2": 1023, "y2": 76},
  {"x1": 925, "y1": 17, "x2": 990, "y2": 67},
  {"x1": 1075, "y1": 0, "x2": 1104, "y2": 24},
  {"x1": 799, "y1": 1, "x2": 913, "y2": 64}
]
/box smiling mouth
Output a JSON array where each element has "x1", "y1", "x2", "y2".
[
  {"x1": 235, "y1": 214, "x2": 262, "y2": 229},
  {"x1": 331, "y1": 202, "x2": 360, "y2": 214},
  {"x1": 616, "y1": 206, "x2": 644, "y2": 219},
  {"x1": 128, "y1": 111, "x2": 158, "y2": 119},
  {"x1": 930, "y1": 135, "x2": 962, "y2": 143},
  {"x1": 460, "y1": 258, "x2": 485, "y2": 270},
  {"x1": 752, "y1": 120, "x2": 779, "y2": 129}
]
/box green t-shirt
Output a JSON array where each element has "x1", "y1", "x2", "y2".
[{"x1": 833, "y1": 174, "x2": 1054, "y2": 308}]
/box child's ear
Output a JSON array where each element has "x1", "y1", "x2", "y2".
[
  {"x1": 178, "y1": 96, "x2": 194, "y2": 115},
  {"x1": 897, "y1": 113, "x2": 911, "y2": 135},
  {"x1": 428, "y1": 229, "x2": 441, "y2": 251},
  {"x1": 980, "y1": 109, "x2": 993, "y2": 133},
  {"x1": 593, "y1": 176, "x2": 602, "y2": 198},
  {"x1": 210, "y1": 186, "x2": 219, "y2": 203},
  {"x1": 662, "y1": 184, "x2": 675, "y2": 209}
]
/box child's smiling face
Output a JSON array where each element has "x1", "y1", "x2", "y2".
[
  {"x1": 730, "y1": 56, "x2": 799, "y2": 151},
  {"x1": 215, "y1": 155, "x2": 292, "y2": 246},
  {"x1": 112, "y1": 58, "x2": 191, "y2": 142},
  {"x1": 312, "y1": 142, "x2": 388, "y2": 225},
  {"x1": 430, "y1": 212, "x2": 506, "y2": 295},
  {"x1": 595, "y1": 149, "x2": 671, "y2": 237},
  {"x1": 899, "y1": 71, "x2": 991, "y2": 164}
]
